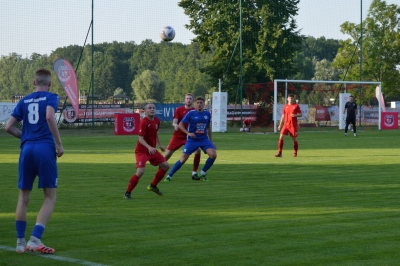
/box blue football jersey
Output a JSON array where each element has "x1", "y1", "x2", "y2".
[
  {"x1": 12, "y1": 91, "x2": 59, "y2": 147},
  {"x1": 181, "y1": 109, "x2": 211, "y2": 141}
]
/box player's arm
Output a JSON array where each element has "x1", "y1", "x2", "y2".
[
  {"x1": 46, "y1": 106, "x2": 64, "y2": 157},
  {"x1": 292, "y1": 110, "x2": 302, "y2": 118},
  {"x1": 138, "y1": 136, "x2": 157, "y2": 155},
  {"x1": 278, "y1": 113, "x2": 285, "y2": 130},
  {"x1": 156, "y1": 132, "x2": 165, "y2": 152},
  {"x1": 5, "y1": 116, "x2": 22, "y2": 139},
  {"x1": 172, "y1": 118, "x2": 179, "y2": 131},
  {"x1": 178, "y1": 121, "x2": 195, "y2": 138}
]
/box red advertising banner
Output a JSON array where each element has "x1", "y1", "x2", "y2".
[
  {"x1": 381, "y1": 112, "x2": 398, "y2": 130},
  {"x1": 53, "y1": 58, "x2": 79, "y2": 116},
  {"x1": 114, "y1": 113, "x2": 140, "y2": 135},
  {"x1": 315, "y1": 106, "x2": 331, "y2": 121}
]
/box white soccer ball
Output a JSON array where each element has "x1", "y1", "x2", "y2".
[
  {"x1": 160, "y1": 26, "x2": 175, "y2": 42},
  {"x1": 240, "y1": 128, "x2": 244, "y2": 132}
]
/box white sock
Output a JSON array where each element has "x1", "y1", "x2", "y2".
[
  {"x1": 192, "y1": 171, "x2": 197, "y2": 175},
  {"x1": 200, "y1": 170, "x2": 206, "y2": 176}
]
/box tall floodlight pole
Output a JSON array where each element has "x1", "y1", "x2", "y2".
[
  {"x1": 359, "y1": 0, "x2": 363, "y2": 126},
  {"x1": 91, "y1": 0, "x2": 95, "y2": 129},
  {"x1": 239, "y1": 0, "x2": 243, "y2": 122}
]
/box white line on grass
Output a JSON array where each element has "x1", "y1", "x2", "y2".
[{"x1": 0, "y1": 245, "x2": 107, "y2": 266}]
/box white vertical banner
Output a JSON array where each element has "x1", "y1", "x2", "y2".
[
  {"x1": 339, "y1": 93, "x2": 351, "y2": 129},
  {"x1": 211, "y1": 92, "x2": 228, "y2": 132}
]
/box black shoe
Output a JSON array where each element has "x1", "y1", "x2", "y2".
[
  {"x1": 192, "y1": 173, "x2": 200, "y2": 180},
  {"x1": 147, "y1": 185, "x2": 163, "y2": 196},
  {"x1": 124, "y1": 192, "x2": 132, "y2": 199}
]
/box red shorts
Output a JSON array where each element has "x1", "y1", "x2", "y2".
[
  {"x1": 281, "y1": 126, "x2": 298, "y2": 138},
  {"x1": 135, "y1": 150, "x2": 166, "y2": 168},
  {"x1": 167, "y1": 135, "x2": 187, "y2": 151}
]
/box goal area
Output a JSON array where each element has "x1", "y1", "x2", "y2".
[{"x1": 272, "y1": 79, "x2": 383, "y2": 133}]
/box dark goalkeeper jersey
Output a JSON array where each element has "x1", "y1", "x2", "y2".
[{"x1": 345, "y1": 101, "x2": 357, "y2": 118}]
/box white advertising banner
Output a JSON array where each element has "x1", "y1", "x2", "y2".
[
  {"x1": 211, "y1": 92, "x2": 228, "y2": 132},
  {"x1": 0, "y1": 102, "x2": 17, "y2": 122},
  {"x1": 339, "y1": 93, "x2": 351, "y2": 129}
]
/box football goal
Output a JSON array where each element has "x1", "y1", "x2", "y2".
[{"x1": 273, "y1": 79, "x2": 383, "y2": 133}]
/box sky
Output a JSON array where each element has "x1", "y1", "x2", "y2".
[{"x1": 0, "y1": 0, "x2": 398, "y2": 57}]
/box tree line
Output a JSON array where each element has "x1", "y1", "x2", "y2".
[{"x1": 0, "y1": 0, "x2": 398, "y2": 105}]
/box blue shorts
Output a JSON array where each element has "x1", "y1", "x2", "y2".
[
  {"x1": 182, "y1": 138, "x2": 215, "y2": 155},
  {"x1": 18, "y1": 142, "x2": 58, "y2": 190}
]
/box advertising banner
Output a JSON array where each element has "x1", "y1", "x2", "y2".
[
  {"x1": 315, "y1": 106, "x2": 330, "y2": 121},
  {"x1": 53, "y1": 58, "x2": 79, "y2": 116},
  {"x1": 212, "y1": 92, "x2": 228, "y2": 132},
  {"x1": 0, "y1": 102, "x2": 17, "y2": 122},
  {"x1": 381, "y1": 112, "x2": 398, "y2": 130},
  {"x1": 63, "y1": 104, "x2": 133, "y2": 123},
  {"x1": 114, "y1": 113, "x2": 140, "y2": 135}
]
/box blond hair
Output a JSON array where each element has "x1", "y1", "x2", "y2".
[{"x1": 35, "y1": 68, "x2": 52, "y2": 86}]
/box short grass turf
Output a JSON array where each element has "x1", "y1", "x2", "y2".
[{"x1": 0, "y1": 127, "x2": 399, "y2": 266}]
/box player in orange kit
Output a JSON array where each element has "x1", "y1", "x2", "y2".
[{"x1": 275, "y1": 94, "x2": 302, "y2": 157}]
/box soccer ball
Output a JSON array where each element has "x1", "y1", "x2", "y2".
[
  {"x1": 240, "y1": 128, "x2": 244, "y2": 132},
  {"x1": 160, "y1": 26, "x2": 175, "y2": 42}
]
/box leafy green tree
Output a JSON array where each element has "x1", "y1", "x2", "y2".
[
  {"x1": 131, "y1": 70, "x2": 165, "y2": 102},
  {"x1": 313, "y1": 59, "x2": 339, "y2": 81},
  {"x1": 114, "y1": 87, "x2": 125, "y2": 96},
  {"x1": 179, "y1": 0, "x2": 302, "y2": 102},
  {"x1": 333, "y1": 0, "x2": 400, "y2": 100}
]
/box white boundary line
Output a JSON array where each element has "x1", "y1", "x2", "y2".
[{"x1": 0, "y1": 245, "x2": 107, "y2": 266}]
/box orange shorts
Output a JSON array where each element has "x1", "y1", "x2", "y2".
[
  {"x1": 135, "y1": 150, "x2": 166, "y2": 168},
  {"x1": 281, "y1": 126, "x2": 298, "y2": 138}
]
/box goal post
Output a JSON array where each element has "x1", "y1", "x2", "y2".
[{"x1": 273, "y1": 79, "x2": 383, "y2": 133}]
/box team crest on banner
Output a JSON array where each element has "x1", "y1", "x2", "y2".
[
  {"x1": 123, "y1": 117, "x2": 135, "y2": 132},
  {"x1": 384, "y1": 114, "x2": 394, "y2": 127}
]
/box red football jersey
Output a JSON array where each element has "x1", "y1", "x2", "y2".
[
  {"x1": 173, "y1": 105, "x2": 195, "y2": 138},
  {"x1": 135, "y1": 116, "x2": 160, "y2": 154},
  {"x1": 283, "y1": 104, "x2": 301, "y2": 129}
]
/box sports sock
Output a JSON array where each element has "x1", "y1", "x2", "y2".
[
  {"x1": 31, "y1": 223, "x2": 45, "y2": 240},
  {"x1": 193, "y1": 153, "x2": 201, "y2": 172},
  {"x1": 201, "y1": 157, "x2": 215, "y2": 173},
  {"x1": 278, "y1": 139, "x2": 284, "y2": 152},
  {"x1": 151, "y1": 168, "x2": 167, "y2": 186},
  {"x1": 294, "y1": 141, "x2": 298, "y2": 153},
  {"x1": 127, "y1": 174, "x2": 140, "y2": 193},
  {"x1": 168, "y1": 160, "x2": 183, "y2": 177},
  {"x1": 16, "y1": 220, "x2": 26, "y2": 239}
]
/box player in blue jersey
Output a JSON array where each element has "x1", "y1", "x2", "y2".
[
  {"x1": 6, "y1": 68, "x2": 64, "y2": 254},
  {"x1": 166, "y1": 96, "x2": 217, "y2": 181}
]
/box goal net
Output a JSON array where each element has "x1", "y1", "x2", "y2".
[{"x1": 273, "y1": 79, "x2": 384, "y2": 133}]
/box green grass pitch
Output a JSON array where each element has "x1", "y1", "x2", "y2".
[{"x1": 0, "y1": 127, "x2": 399, "y2": 265}]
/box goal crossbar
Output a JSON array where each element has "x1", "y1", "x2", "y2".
[{"x1": 273, "y1": 79, "x2": 383, "y2": 132}]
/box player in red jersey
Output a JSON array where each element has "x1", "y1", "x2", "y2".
[
  {"x1": 242, "y1": 118, "x2": 252, "y2": 132},
  {"x1": 275, "y1": 94, "x2": 302, "y2": 157},
  {"x1": 163, "y1": 93, "x2": 201, "y2": 181},
  {"x1": 124, "y1": 103, "x2": 169, "y2": 199}
]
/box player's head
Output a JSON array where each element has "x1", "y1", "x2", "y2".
[
  {"x1": 195, "y1": 96, "x2": 205, "y2": 111},
  {"x1": 34, "y1": 68, "x2": 52, "y2": 89},
  {"x1": 287, "y1": 94, "x2": 295, "y2": 104},
  {"x1": 143, "y1": 103, "x2": 156, "y2": 117},
  {"x1": 184, "y1": 93, "x2": 194, "y2": 107},
  {"x1": 349, "y1": 95, "x2": 354, "y2": 101}
]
